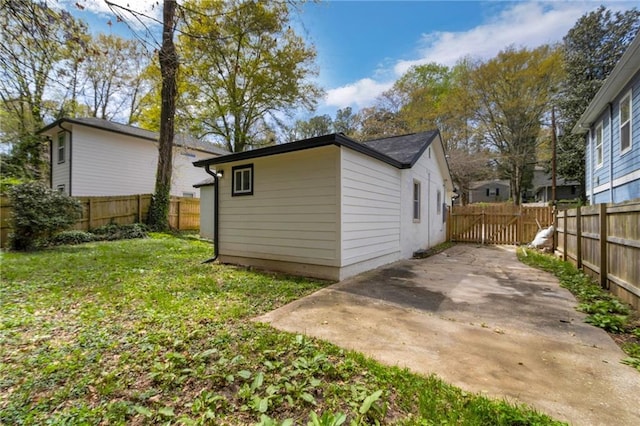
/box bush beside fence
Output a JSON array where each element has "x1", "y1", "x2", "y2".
[{"x1": 0, "y1": 194, "x2": 200, "y2": 248}]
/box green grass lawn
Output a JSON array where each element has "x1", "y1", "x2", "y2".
[{"x1": 0, "y1": 235, "x2": 564, "y2": 425}]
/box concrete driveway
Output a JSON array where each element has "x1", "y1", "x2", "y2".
[{"x1": 255, "y1": 244, "x2": 640, "y2": 425}]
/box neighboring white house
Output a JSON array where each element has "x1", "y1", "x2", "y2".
[
  {"x1": 193, "y1": 131, "x2": 455, "y2": 280},
  {"x1": 38, "y1": 117, "x2": 227, "y2": 197},
  {"x1": 573, "y1": 32, "x2": 640, "y2": 204}
]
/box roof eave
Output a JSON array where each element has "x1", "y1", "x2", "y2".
[
  {"x1": 572, "y1": 34, "x2": 640, "y2": 135},
  {"x1": 193, "y1": 133, "x2": 406, "y2": 169}
]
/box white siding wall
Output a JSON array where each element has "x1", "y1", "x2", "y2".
[
  {"x1": 340, "y1": 149, "x2": 402, "y2": 270},
  {"x1": 216, "y1": 146, "x2": 340, "y2": 267},
  {"x1": 69, "y1": 125, "x2": 211, "y2": 197},
  {"x1": 51, "y1": 131, "x2": 70, "y2": 194},
  {"x1": 400, "y1": 142, "x2": 449, "y2": 258},
  {"x1": 198, "y1": 184, "x2": 215, "y2": 240}
]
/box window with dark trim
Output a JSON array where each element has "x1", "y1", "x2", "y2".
[
  {"x1": 437, "y1": 190, "x2": 442, "y2": 215},
  {"x1": 57, "y1": 184, "x2": 65, "y2": 192},
  {"x1": 57, "y1": 133, "x2": 65, "y2": 164},
  {"x1": 232, "y1": 164, "x2": 254, "y2": 196},
  {"x1": 413, "y1": 180, "x2": 421, "y2": 221},
  {"x1": 620, "y1": 91, "x2": 632, "y2": 153}
]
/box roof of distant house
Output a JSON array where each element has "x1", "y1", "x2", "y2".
[
  {"x1": 193, "y1": 131, "x2": 442, "y2": 171},
  {"x1": 38, "y1": 117, "x2": 229, "y2": 156},
  {"x1": 469, "y1": 179, "x2": 510, "y2": 190}
]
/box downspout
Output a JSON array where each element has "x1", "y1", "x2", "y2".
[
  {"x1": 608, "y1": 103, "x2": 613, "y2": 203},
  {"x1": 47, "y1": 136, "x2": 53, "y2": 188},
  {"x1": 58, "y1": 122, "x2": 72, "y2": 195},
  {"x1": 202, "y1": 164, "x2": 219, "y2": 263}
]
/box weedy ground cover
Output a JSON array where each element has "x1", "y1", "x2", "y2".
[
  {"x1": 1, "y1": 235, "x2": 563, "y2": 424},
  {"x1": 518, "y1": 248, "x2": 640, "y2": 372}
]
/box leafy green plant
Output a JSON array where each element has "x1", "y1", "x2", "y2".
[
  {"x1": 584, "y1": 313, "x2": 627, "y2": 333},
  {"x1": 50, "y1": 230, "x2": 96, "y2": 246},
  {"x1": 308, "y1": 411, "x2": 346, "y2": 426},
  {"x1": 8, "y1": 182, "x2": 82, "y2": 250},
  {"x1": 91, "y1": 223, "x2": 148, "y2": 241},
  {"x1": 621, "y1": 343, "x2": 640, "y2": 371}
]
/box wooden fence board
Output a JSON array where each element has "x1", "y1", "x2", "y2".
[
  {"x1": 556, "y1": 199, "x2": 640, "y2": 311},
  {"x1": 448, "y1": 204, "x2": 552, "y2": 245},
  {"x1": 0, "y1": 194, "x2": 200, "y2": 247}
]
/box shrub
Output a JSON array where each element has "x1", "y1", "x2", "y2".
[
  {"x1": 9, "y1": 182, "x2": 82, "y2": 250},
  {"x1": 91, "y1": 223, "x2": 148, "y2": 241},
  {"x1": 50, "y1": 230, "x2": 96, "y2": 246}
]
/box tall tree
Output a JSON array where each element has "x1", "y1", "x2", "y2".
[
  {"x1": 556, "y1": 6, "x2": 640, "y2": 201},
  {"x1": 333, "y1": 107, "x2": 359, "y2": 137},
  {"x1": 82, "y1": 34, "x2": 152, "y2": 120},
  {"x1": 0, "y1": 0, "x2": 87, "y2": 180},
  {"x1": 179, "y1": 0, "x2": 321, "y2": 152},
  {"x1": 147, "y1": 0, "x2": 178, "y2": 231},
  {"x1": 467, "y1": 46, "x2": 562, "y2": 205}
]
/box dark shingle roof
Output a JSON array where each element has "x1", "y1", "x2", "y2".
[
  {"x1": 194, "y1": 130, "x2": 441, "y2": 170},
  {"x1": 362, "y1": 131, "x2": 439, "y2": 165},
  {"x1": 38, "y1": 117, "x2": 229, "y2": 156}
]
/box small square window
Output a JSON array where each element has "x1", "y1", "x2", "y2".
[
  {"x1": 57, "y1": 184, "x2": 65, "y2": 192},
  {"x1": 232, "y1": 164, "x2": 253, "y2": 196},
  {"x1": 57, "y1": 133, "x2": 65, "y2": 164}
]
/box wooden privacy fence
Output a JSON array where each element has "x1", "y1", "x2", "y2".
[
  {"x1": 0, "y1": 194, "x2": 200, "y2": 247},
  {"x1": 556, "y1": 200, "x2": 640, "y2": 310},
  {"x1": 448, "y1": 204, "x2": 553, "y2": 245}
]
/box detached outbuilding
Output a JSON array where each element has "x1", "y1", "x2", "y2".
[{"x1": 194, "y1": 131, "x2": 454, "y2": 280}]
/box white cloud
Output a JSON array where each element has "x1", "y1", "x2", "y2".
[
  {"x1": 63, "y1": 0, "x2": 162, "y2": 29},
  {"x1": 322, "y1": 1, "x2": 608, "y2": 111},
  {"x1": 325, "y1": 78, "x2": 393, "y2": 109},
  {"x1": 394, "y1": 2, "x2": 594, "y2": 74}
]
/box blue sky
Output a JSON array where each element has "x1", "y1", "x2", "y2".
[{"x1": 65, "y1": 1, "x2": 639, "y2": 117}]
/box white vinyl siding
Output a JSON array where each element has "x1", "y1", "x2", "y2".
[
  {"x1": 341, "y1": 149, "x2": 401, "y2": 266},
  {"x1": 70, "y1": 126, "x2": 212, "y2": 197},
  {"x1": 620, "y1": 90, "x2": 632, "y2": 153},
  {"x1": 51, "y1": 132, "x2": 70, "y2": 194},
  {"x1": 218, "y1": 146, "x2": 340, "y2": 266}
]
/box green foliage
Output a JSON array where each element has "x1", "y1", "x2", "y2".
[
  {"x1": 556, "y1": 6, "x2": 640, "y2": 199},
  {"x1": 179, "y1": 0, "x2": 321, "y2": 152},
  {"x1": 621, "y1": 343, "x2": 640, "y2": 371},
  {"x1": 91, "y1": 223, "x2": 148, "y2": 241},
  {"x1": 50, "y1": 230, "x2": 96, "y2": 246},
  {"x1": 0, "y1": 236, "x2": 562, "y2": 425},
  {"x1": 8, "y1": 182, "x2": 82, "y2": 250},
  {"x1": 518, "y1": 248, "x2": 639, "y2": 364}
]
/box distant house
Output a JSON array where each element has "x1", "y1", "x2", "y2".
[
  {"x1": 38, "y1": 117, "x2": 227, "y2": 197},
  {"x1": 573, "y1": 33, "x2": 640, "y2": 204},
  {"x1": 532, "y1": 167, "x2": 581, "y2": 203},
  {"x1": 193, "y1": 131, "x2": 455, "y2": 280},
  {"x1": 468, "y1": 179, "x2": 510, "y2": 203}
]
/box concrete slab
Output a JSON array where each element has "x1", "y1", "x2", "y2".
[{"x1": 255, "y1": 244, "x2": 640, "y2": 425}]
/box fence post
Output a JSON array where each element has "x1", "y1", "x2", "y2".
[
  {"x1": 137, "y1": 194, "x2": 142, "y2": 223},
  {"x1": 576, "y1": 205, "x2": 582, "y2": 269},
  {"x1": 599, "y1": 203, "x2": 608, "y2": 289},
  {"x1": 562, "y1": 210, "x2": 568, "y2": 261},
  {"x1": 177, "y1": 199, "x2": 181, "y2": 230},
  {"x1": 87, "y1": 198, "x2": 93, "y2": 230}
]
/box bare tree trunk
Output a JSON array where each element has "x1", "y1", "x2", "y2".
[{"x1": 147, "y1": 0, "x2": 178, "y2": 231}]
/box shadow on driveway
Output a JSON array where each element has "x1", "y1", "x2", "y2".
[{"x1": 255, "y1": 244, "x2": 640, "y2": 425}]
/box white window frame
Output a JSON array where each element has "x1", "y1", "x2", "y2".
[
  {"x1": 413, "y1": 180, "x2": 421, "y2": 222},
  {"x1": 594, "y1": 122, "x2": 603, "y2": 169},
  {"x1": 232, "y1": 164, "x2": 253, "y2": 196},
  {"x1": 619, "y1": 90, "x2": 632, "y2": 154},
  {"x1": 57, "y1": 132, "x2": 65, "y2": 164},
  {"x1": 182, "y1": 192, "x2": 195, "y2": 198}
]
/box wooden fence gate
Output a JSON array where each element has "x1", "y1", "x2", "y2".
[{"x1": 448, "y1": 204, "x2": 553, "y2": 245}]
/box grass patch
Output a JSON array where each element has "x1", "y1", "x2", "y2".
[
  {"x1": 517, "y1": 248, "x2": 640, "y2": 371},
  {"x1": 1, "y1": 236, "x2": 563, "y2": 424}
]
